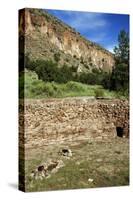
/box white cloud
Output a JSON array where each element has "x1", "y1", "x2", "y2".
[
  {"x1": 65, "y1": 12, "x2": 108, "y2": 30},
  {"x1": 105, "y1": 44, "x2": 116, "y2": 53},
  {"x1": 88, "y1": 33, "x2": 107, "y2": 43},
  {"x1": 48, "y1": 10, "x2": 108, "y2": 31}
]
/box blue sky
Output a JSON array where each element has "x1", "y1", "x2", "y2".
[{"x1": 46, "y1": 9, "x2": 129, "y2": 53}]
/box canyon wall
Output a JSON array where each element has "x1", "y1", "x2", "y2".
[
  {"x1": 19, "y1": 98, "x2": 129, "y2": 149},
  {"x1": 19, "y1": 8, "x2": 115, "y2": 72}
]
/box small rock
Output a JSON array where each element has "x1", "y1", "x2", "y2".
[
  {"x1": 30, "y1": 171, "x2": 35, "y2": 178},
  {"x1": 115, "y1": 150, "x2": 121, "y2": 154},
  {"x1": 59, "y1": 148, "x2": 72, "y2": 157},
  {"x1": 56, "y1": 160, "x2": 65, "y2": 168},
  {"x1": 38, "y1": 165, "x2": 45, "y2": 172},
  {"x1": 88, "y1": 178, "x2": 94, "y2": 183},
  {"x1": 76, "y1": 161, "x2": 80, "y2": 165},
  {"x1": 96, "y1": 158, "x2": 103, "y2": 162}
]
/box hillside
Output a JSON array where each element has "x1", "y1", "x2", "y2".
[
  {"x1": 19, "y1": 8, "x2": 115, "y2": 73},
  {"x1": 19, "y1": 70, "x2": 123, "y2": 99}
]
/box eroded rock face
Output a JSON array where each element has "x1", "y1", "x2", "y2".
[
  {"x1": 19, "y1": 98, "x2": 129, "y2": 149},
  {"x1": 19, "y1": 8, "x2": 115, "y2": 72}
]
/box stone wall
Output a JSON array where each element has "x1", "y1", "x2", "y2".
[{"x1": 19, "y1": 98, "x2": 129, "y2": 149}]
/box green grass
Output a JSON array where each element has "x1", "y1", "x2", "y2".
[
  {"x1": 24, "y1": 138, "x2": 129, "y2": 192},
  {"x1": 19, "y1": 70, "x2": 126, "y2": 99}
]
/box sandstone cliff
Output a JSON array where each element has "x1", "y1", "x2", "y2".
[{"x1": 19, "y1": 8, "x2": 115, "y2": 73}]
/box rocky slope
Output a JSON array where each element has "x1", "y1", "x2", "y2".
[{"x1": 19, "y1": 8, "x2": 115, "y2": 73}]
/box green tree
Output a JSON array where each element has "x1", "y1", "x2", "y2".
[
  {"x1": 114, "y1": 30, "x2": 129, "y2": 65},
  {"x1": 35, "y1": 60, "x2": 58, "y2": 82},
  {"x1": 110, "y1": 30, "x2": 129, "y2": 94}
]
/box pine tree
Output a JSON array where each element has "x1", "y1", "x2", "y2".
[
  {"x1": 114, "y1": 30, "x2": 129, "y2": 65},
  {"x1": 110, "y1": 30, "x2": 129, "y2": 94}
]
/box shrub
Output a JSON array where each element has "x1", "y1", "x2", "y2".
[
  {"x1": 35, "y1": 60, "x2": 58, "y2": 82},
  {"x1": 24, "y1": 55, "x2": 128, "y2": 98},
  {"x1": 54, "y1": 53, "x2": 60, "y2": 62},
  {"x1": 78, "y1": 72, "x2": 98, "y2": 85},
  {"x1": 31, "y1": 82, "x2": 45, "y2": 96},
  {"x1": 25, "y1": 58, "x2": 75, "y2": 84},
  {"x1": 42, "y1": 83, "x2": 55, "y2": 97},
  {"x1": 58, "y1": 64, "x2": 73, "y2": 83},
  {"x1": 94, "y1": 89, "x2": 104, "y2": 98},
  {"x1": 66, "y1": 81, "x2": 85, "y2": 92},
  {"x1": 51, "y1": 82, "x2": 63, "y2": 97}
]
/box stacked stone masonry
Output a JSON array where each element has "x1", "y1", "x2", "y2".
[{"x1": 19, "y1": 98, "x2": 129, "y2": 149}]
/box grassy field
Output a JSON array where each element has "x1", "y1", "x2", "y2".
[
  {"x1": 23, "y1": 137, "x2": 129, "y2": 192},
  {"x1": 19, "y1": 70, "x2": 126, "y2": 99}
]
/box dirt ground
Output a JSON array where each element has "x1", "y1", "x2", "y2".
[{"x1": 23, "y1": 137, "x2": 129, "y2": 192}]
